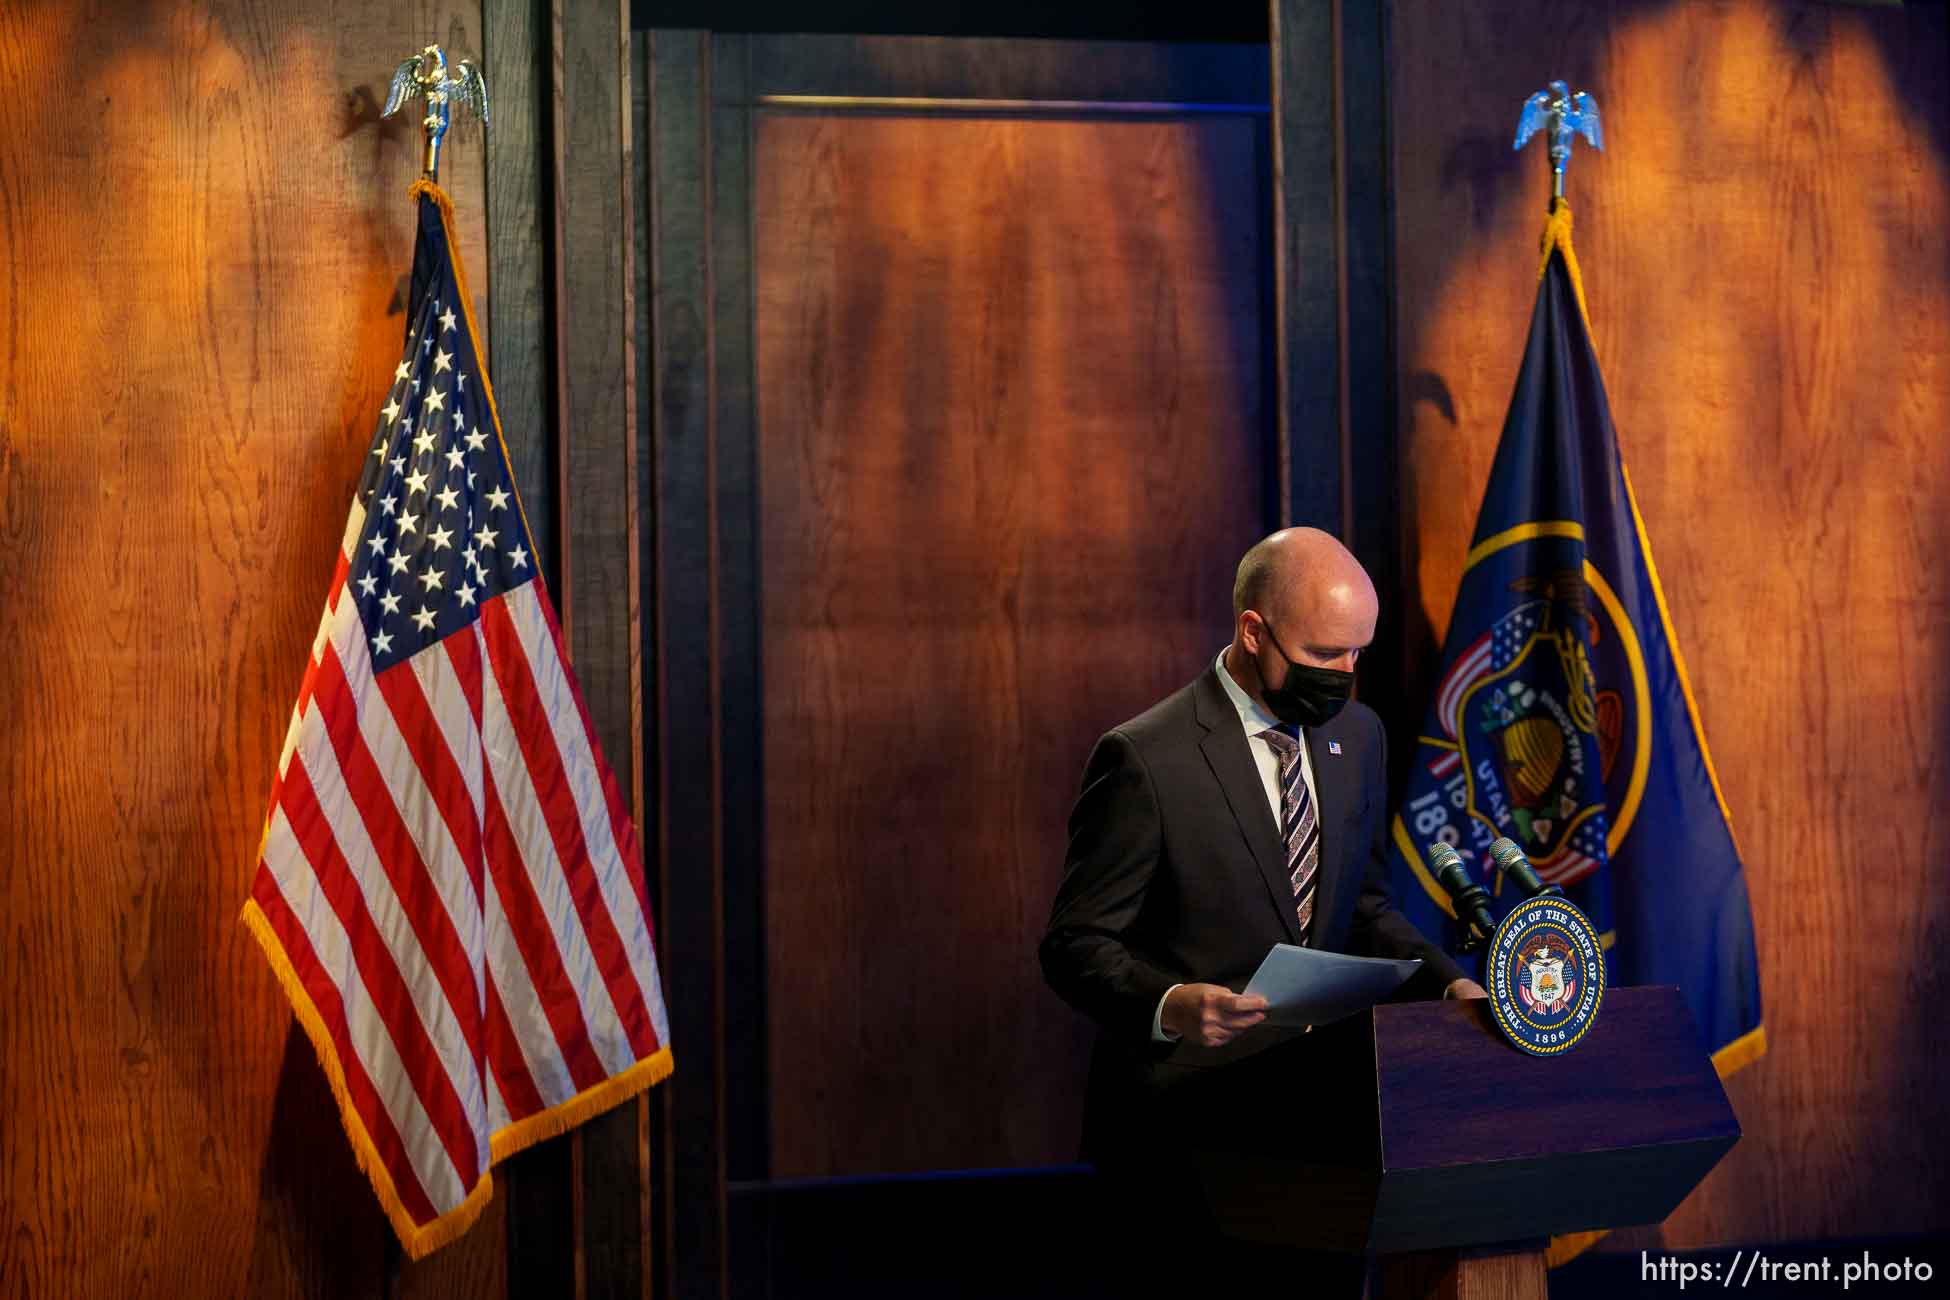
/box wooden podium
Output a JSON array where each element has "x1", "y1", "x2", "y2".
[{"x1": 1179, "y1": 986, "x2": 1741, "y2": 1300}]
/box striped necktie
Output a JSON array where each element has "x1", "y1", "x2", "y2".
[{"x1": 1259, "y1": 725, "x2": 1318, "y2": 944}]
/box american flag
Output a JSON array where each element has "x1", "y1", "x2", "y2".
[
  {"x1": 241, "y1": 185, "x2": 672, "y2": 1259},
  {"x1": 1536, "y1": 812, "x2": 1609, "y2": 887},
  {"x1": 1434, "y1": 599, "x2": 1545, "y2": 738}
]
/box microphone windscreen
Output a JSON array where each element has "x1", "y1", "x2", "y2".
[
  {"x1": 1490, "y1": 836, "x2": 1553, "y2": 896},
  {"x1": 1428, "y1": 841, "x2": 1468, "y2": 889}
]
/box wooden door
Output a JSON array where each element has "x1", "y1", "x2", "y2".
[
  {"x1": 746, "y1": 42, "x2": 1275, "y2": 1180},
  {"x1": 639, "y1": 28, "x2": 1353, "y2": 1294}
]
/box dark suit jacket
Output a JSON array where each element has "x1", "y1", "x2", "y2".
[{"x1": 1039, "y1": 662, "x2": 1466, "y2": 1168}]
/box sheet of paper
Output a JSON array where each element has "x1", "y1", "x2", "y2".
[{"x1": 1243, "y1": 944, "x2": 1422, "y2": 1028}]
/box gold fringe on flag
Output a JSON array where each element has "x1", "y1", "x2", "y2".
[
  {"x1": 1537, "y1": 197, "x2": 1593, "y2": 335},
  {"x1": 241, "y1": 898, "x2": 675, "y2": 1259}
]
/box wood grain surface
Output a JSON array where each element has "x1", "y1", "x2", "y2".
[
  {"x1": 555, "y1": 2, "x2": 650, "y2": 1297},
  {"x1": 755, "y1": 110, "x2": 1272, "y2": 1177},
  {"x1": 483, "y1": 0, "x2": 573, "y2": 1286},
  {"x1": 1389, "y1": 0, "x2": 1950, "y2": 1249},
  {"x1": 0, "y1": 2, "x2": 505, "y2": 1296},
  {"x1": 642, "y1": 27, "x2": 731, "y2": 1299},
  {"x1": 1377, "y1": 1245, "x2": 1549, "y2": 1300},
  {"x1": 1272, "y1": 0, "x2": 1343, "y2": 531},
  {"x1": 484, "y1": 0, "x2": 558, "y2": 588}
]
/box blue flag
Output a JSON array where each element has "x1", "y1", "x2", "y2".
[{"x1": 1387, "y1": 221, "x2": 1765, "y2": 1074}]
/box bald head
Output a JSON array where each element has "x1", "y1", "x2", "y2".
[
  {"x1": 1234, "y1": 528, "x2": 1375, "y2": 622},
  {"x1": 1229, "y1": 528, "x2": 1378, "y2": 684}
]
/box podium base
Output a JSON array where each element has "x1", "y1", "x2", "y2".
[{"x1": 1374, "y1": 1240, "x2": 1548, "y2": 1300}]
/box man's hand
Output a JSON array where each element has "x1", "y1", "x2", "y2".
[
  {"x1": 1444, "y1": 977, "x2": 1488, "y2": 1000},
  {"x1": 1161, "y1": 983, "x2": 1268, "y2": 1046}
]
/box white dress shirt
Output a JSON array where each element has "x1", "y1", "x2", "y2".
[{"x1": 1151, "y1": 649, "x2": 1321, "y2": 1041}]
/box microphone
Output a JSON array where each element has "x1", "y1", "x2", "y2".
[
  {"x1": 1428, "y1": 842, "x2": 1497, "y2": 946},
  {"x1": 1489, "y1": 837, "x2": 1563, "y2": 899}
]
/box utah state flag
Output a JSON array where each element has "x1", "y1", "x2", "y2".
[{"x1": 1386, "y1": 206, "x2": 1764, "y2": 1074}]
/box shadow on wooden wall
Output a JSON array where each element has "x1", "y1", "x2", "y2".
[{"x1": 1388, "y1": 0, "x2": 1950, "y2": 1249}]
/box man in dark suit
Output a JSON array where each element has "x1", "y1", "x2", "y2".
[{"x1": 1040, "y1": 527, "x2": 1483, "y2": 1285}]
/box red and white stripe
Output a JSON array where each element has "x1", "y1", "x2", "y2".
[
  {"x1": 1436, "y1": 630, "x2": 1494, "y2": 738},
  {"x1": 250, "y1": 501, "x2": 668, "y2": 1239},
  {"x1": 1535, "y1": 849, "x2": 1601, "y2": 886}
]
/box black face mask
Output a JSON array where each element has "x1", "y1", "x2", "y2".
[{"x1": 1257, "y1": 622, "x2": 1355, "y2": 728}]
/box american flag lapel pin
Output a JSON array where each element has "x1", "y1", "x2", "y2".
[{"x1": 1328, "y1": 740, "x2": 1342, "y2": 755}]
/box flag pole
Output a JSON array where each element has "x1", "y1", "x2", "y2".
[
  {"x1": 1514, "y1": 79, "x2": 1601, "y2": 332},
  {"x1": 382, "y1": 44, "x2": 490, "y2": 184}
]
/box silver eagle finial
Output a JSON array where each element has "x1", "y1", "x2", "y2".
[
  {"x1": 382, "y1": 45, "x2": 489, "y2": 182},
  {"x1": 1514, "y1": 80, "x2": 1601, "y2": 201}
]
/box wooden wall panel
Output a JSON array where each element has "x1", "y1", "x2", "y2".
[
  {"x1": 485, "y1": 0, "x2": 558, "y2": 587},
  {"x1": 1389, "y1": 0, "x2": 1950, "y2": 1248},
  {"x1": 1272, "y1": 0, "x2": 1343, "y2": 531},
  {"x1": 0, "y1": 2, "x2": 505, "y2": 1296},
  {"x1": 556, "y1": 2, "x2": 652, "y2": 1296},
  {"x1": 755, "y1": 111, "x2": 1270, "y2": 1177},
  {"x1": 643, "y1": 28, "x2": 728, "y2": 1298}
]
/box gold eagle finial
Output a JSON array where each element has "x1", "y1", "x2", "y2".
[{"x1": 382, "y1": 45, "x2": 489, "y2": 182}]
